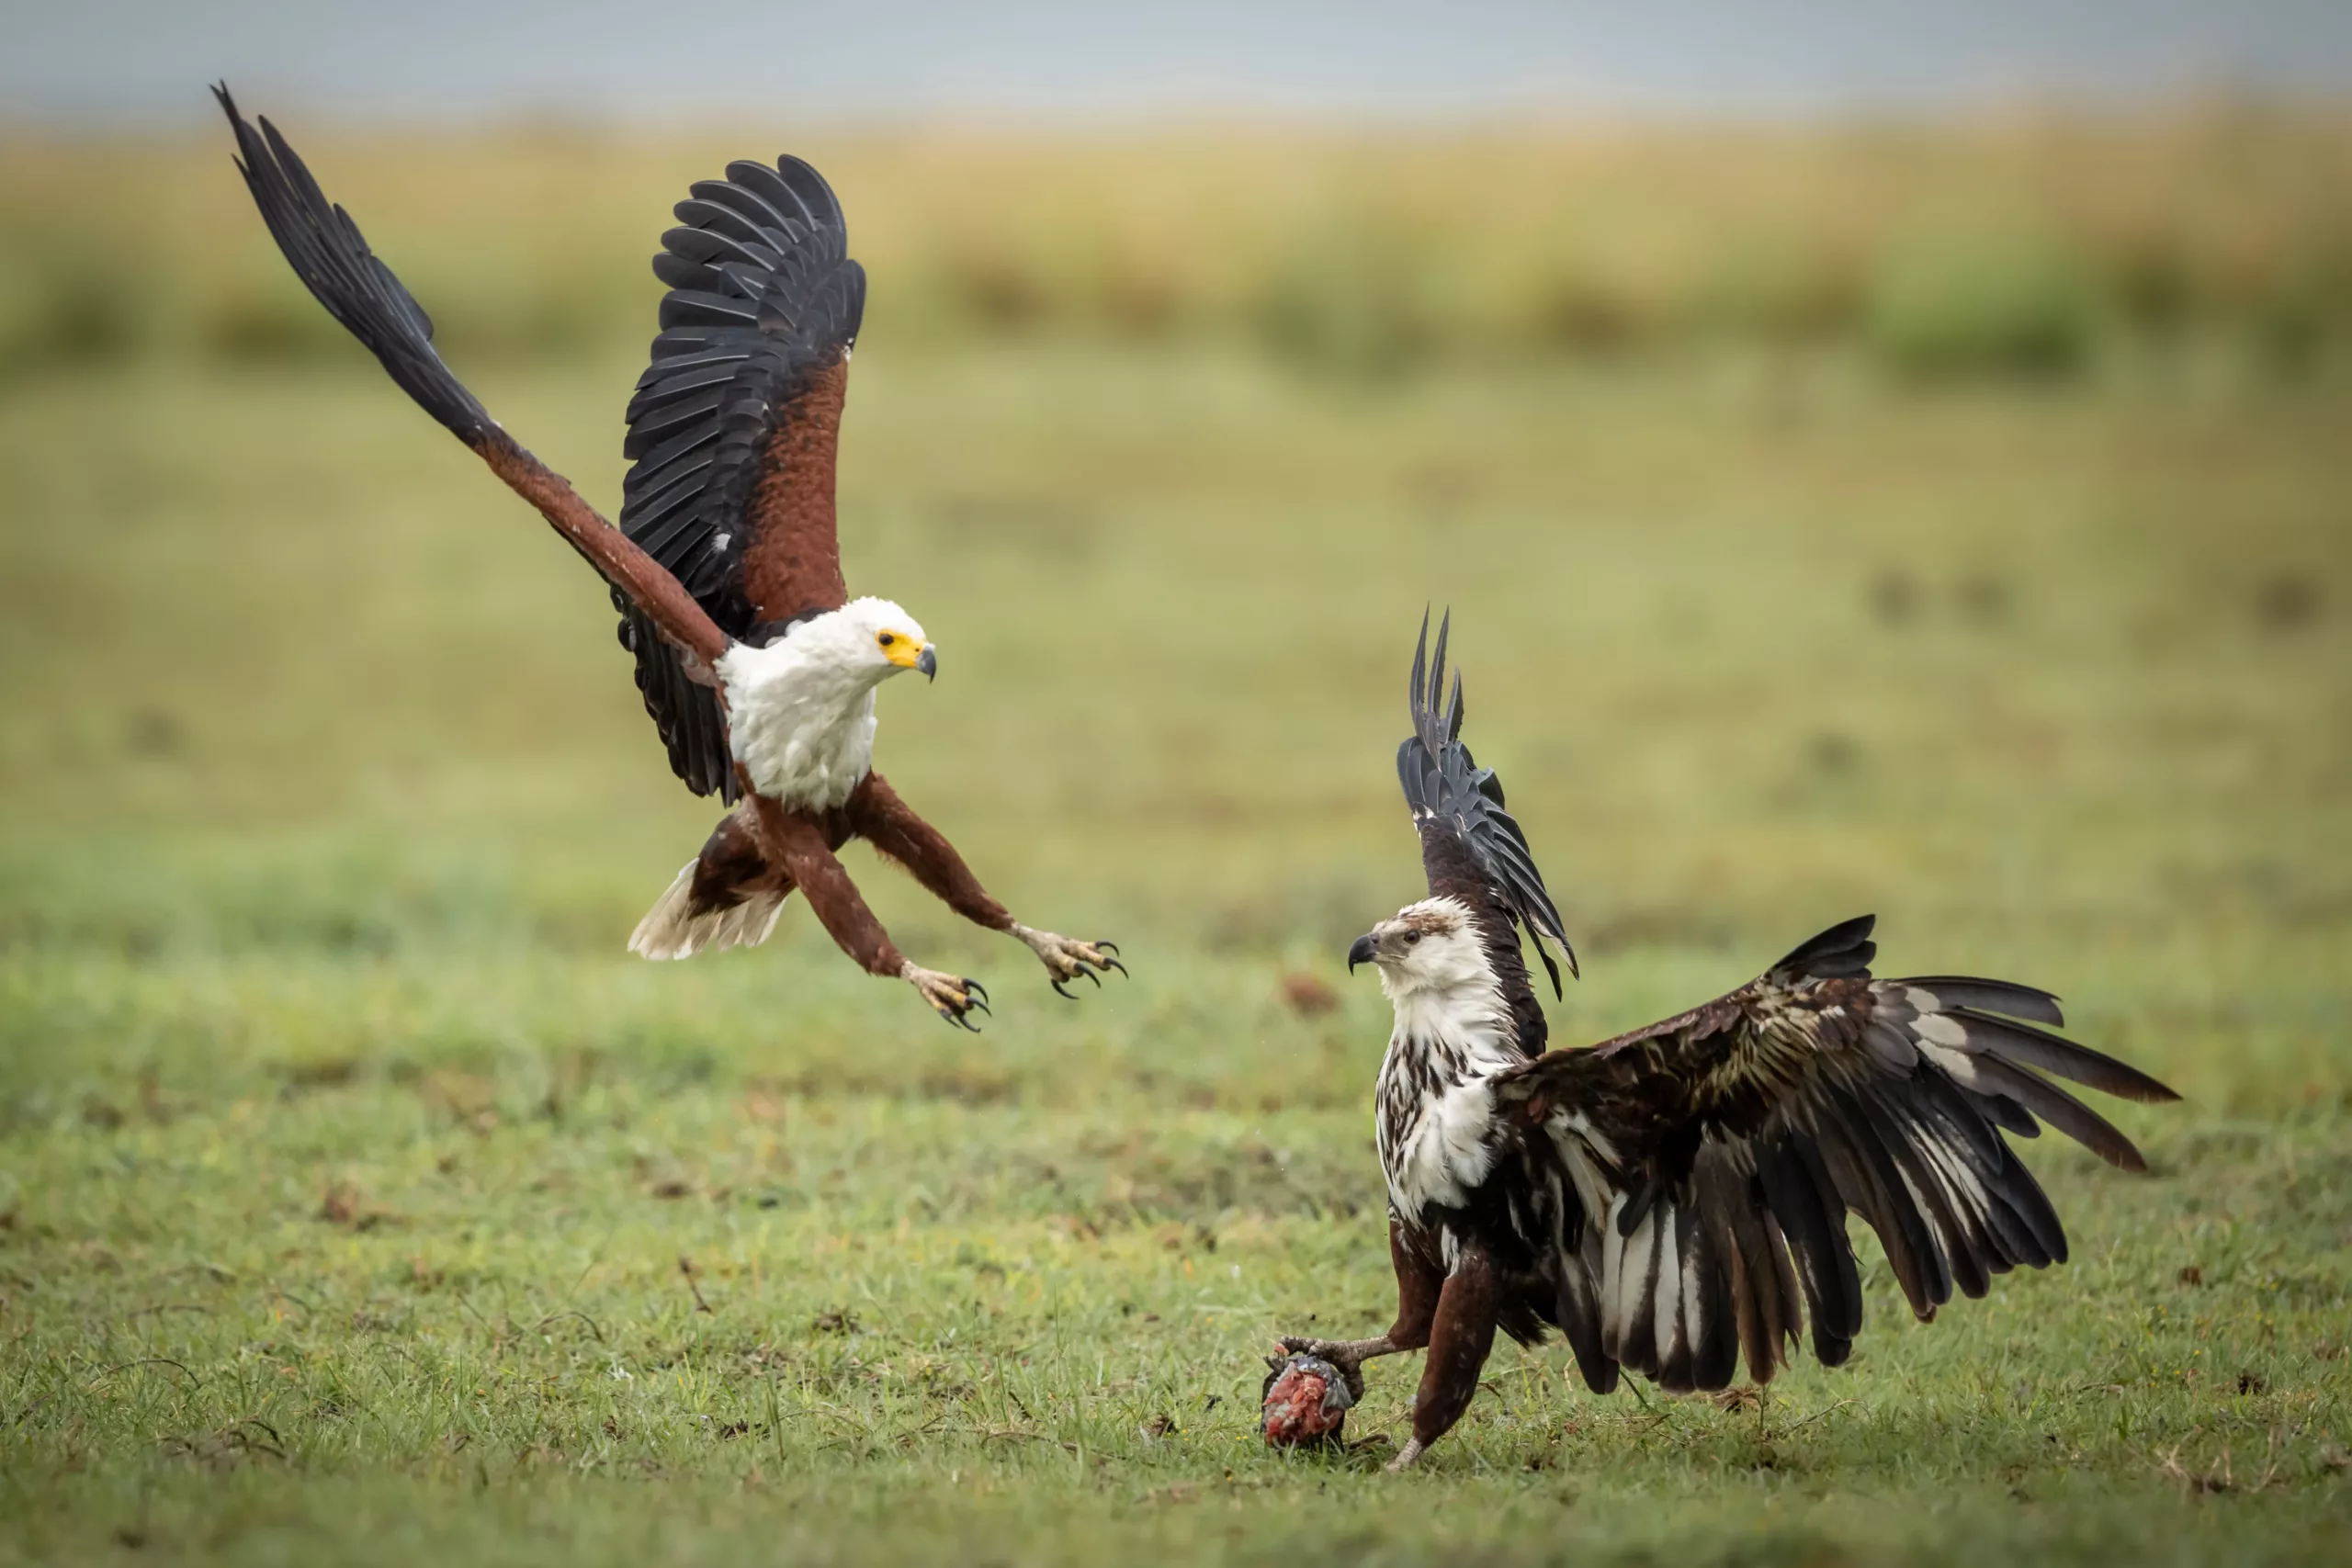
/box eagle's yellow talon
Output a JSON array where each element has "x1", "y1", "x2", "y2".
[
  {"x1": 903, "y1": 964, "x2": 984, "y2": 1029},
  {"x1": 1011, "y1": 925, "x2": 1127, "y2": 993}
]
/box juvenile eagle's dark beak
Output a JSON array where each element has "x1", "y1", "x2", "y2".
[
  {"x1": 1346, "y1": 933, "x2": 1377, "y2": 974},
  {"x1": 916, "y1": 646, "x2": 937, "y2": 682}
]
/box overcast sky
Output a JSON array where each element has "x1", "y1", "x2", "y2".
[{"x1": 8, "y1": 0, "x2": 2351, "y2": 126}]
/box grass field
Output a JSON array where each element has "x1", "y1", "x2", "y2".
[{"x1": 3, "y1": 119, "x2": 2351, "y2": 1563}]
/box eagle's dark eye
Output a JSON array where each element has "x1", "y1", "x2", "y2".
[
  {"x1": 1405, "y1": 931, "x2": 1422, "y2": 945},
  {"x1": 878, "y1": 633, "x2": 896, "y2": 647}
]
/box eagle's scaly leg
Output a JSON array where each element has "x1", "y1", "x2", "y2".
[
  {"x1": 1391, "y1": 1244, "x2": 1501, "y2": 1472},
  {"x1": 1010, "y1": 925, "x2": 1126, "y2": 997},
  {"x1": 847, "y1": 773, "x2": 1126, "y2": 998},
  {"x1": 1279, "y1": 1220, "x2": 1442, "y2": 1403},
  {"x1": 748, "y1": 792, "x2": 989, "y2": 1029},
  {"x1": 899, "y1": 964, "x2": 990, "y2": 1031}
]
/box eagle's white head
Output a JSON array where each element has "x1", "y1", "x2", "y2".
[
  {"x1": 1347, "y1": 897, "x2": 1496, "y2": 1001},
  {"x1": 800, "y1": 596, "x2": 935, "y2": 683}
]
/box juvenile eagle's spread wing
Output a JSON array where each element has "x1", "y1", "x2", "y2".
[
  {"x1": 1494, "y1": 915, "x2": 2179, "y2": 1394},
  {"x1": 616, "y1": 161, "x2": 868, "y2": 800},
  {"x1": 1398, "y1": 611, "x2": 1577, "y2": 1053}
]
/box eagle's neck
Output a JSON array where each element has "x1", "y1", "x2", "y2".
[
  {"x1": 1374, "y1": 971, "x2": 1517, "y2": 1226},
  {"x1": 717, "y1": 634, "x2": 885, "y2": 811}
]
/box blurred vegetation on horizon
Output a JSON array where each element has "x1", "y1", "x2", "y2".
[{"x1": 5, "y1": 104, "x2": 2352, "y2": 382}]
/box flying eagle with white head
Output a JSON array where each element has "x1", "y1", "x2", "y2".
[
  {"x1": 1273, "y1": 614, "x2": 2178, "y2": 1469},
  {"x1": 216, "y1": 89, "x2": 1121, "y2": 1026}
]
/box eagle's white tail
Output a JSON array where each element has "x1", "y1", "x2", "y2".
[{"x1": 628, "y1": 863, "x2": 787, "y2": 961}]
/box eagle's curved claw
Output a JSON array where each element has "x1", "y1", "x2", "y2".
[
  {"x1": 1274, "y1": 1336, "x2": 1384, "y2": 1402},
  {"x1": 1280, "y1": 1334, "x2": 1362, "y2": 1370},
  {"x1": 903, "y1": 964, "x2": 987, "y2": 1030},
  {"x1": 1012, "y1": 926, "x2": 1127, "y2": 997}
]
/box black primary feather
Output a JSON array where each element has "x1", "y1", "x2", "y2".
[
  {"x1": 220, "y1": 88, "x2": 862, "y2": 803},
  {"x1": 1767, "y1": 913, "x2": 1878, "y2": 981},
  {"x1": 214, "y1": 85, "x2": 491, "y2": 446},
  {"x1": 218, "y1": 86, "x2": 668, "y2": 635},
  {"x1": 1396, "y1": 609, "x2": 1578, "y2": 995},
  {"x1": 616, "y1": 155, "x2": 867, "y2": 802}
]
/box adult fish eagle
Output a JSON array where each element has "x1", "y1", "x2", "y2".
[
  {"x1": 216, "y1": 89, "x2": 1122, "y2": 1027},
  {"x1": 1276, "y1": 614, "x2": 2177, "y2": 1470}
]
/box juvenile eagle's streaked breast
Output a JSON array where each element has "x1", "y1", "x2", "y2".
[{"x1": 1373, "y1": 945, "x2": 1521, "y2": 1226}]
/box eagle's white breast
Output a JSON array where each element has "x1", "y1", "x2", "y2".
[{"x1": 716, "y1": 614, "x2": 888, "y2": 811}]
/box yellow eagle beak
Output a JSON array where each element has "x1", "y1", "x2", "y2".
[{"x1": 885, "y1": 637, "x2": 936, "y2": 680}]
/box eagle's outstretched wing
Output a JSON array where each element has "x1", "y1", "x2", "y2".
[
  {"x1": 615, "y1": 160, "x2": 867, "y2": 800},
  {"x1": 1397, "y1": 610, "x2": 1577, "y2": 1053},
  {"x1": 216, "y1": 87, "x2": 728, "y2": 674},
  {"x1": 1494, "y1": 914, "x2": 2179, "y2": 1394}
]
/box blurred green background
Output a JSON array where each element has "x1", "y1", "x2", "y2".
[
  {"x1": 3, "y1": 110, "x2": 2347, "y2": 1060},
  {"x1": 2, "y1": 95, "x2": 2350, "y2": 1565}
]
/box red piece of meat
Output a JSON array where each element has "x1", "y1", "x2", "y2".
[{"x1": 1261, "y1": 1353, "x2": 1352, "y2": 1448}]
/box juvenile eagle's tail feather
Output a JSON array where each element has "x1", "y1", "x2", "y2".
[{"x1": 628, "y1": 863, "x2": 787, "y2": 962}]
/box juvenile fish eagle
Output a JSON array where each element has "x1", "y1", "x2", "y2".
[
  {"x1": 1278, "y1": 614, "x2": 2177, "y2": 1470},
  {"x1": 217, "y1": 89, "x2": 1122, "y2": 1026}
]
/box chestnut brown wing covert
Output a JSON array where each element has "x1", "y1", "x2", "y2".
[{"x1": 616, "y1": 157, "x2": 867, "y2": 800}]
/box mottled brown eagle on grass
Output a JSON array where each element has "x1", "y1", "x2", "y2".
[
  {"x1": 217, "y1": 87, "x2": 1121, "y2": 1026},
  {"x1": 1276, "y1": 614, "x2": 2177, "y2": 1470}
]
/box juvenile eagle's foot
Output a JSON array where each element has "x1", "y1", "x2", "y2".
[
  {"x1": 1385, "y1": 1438, "x2": 1427, "y2": 1472},
  {"x1": 1011, "y1": 924, "x2": 1126, "y2": 998},
  {"x1": 899, "y1": 963, "x2": 990, "y2": 1031},
  {"x1": 1275, "y1": 1336, "x2": 1389, "y2": 1402}
]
